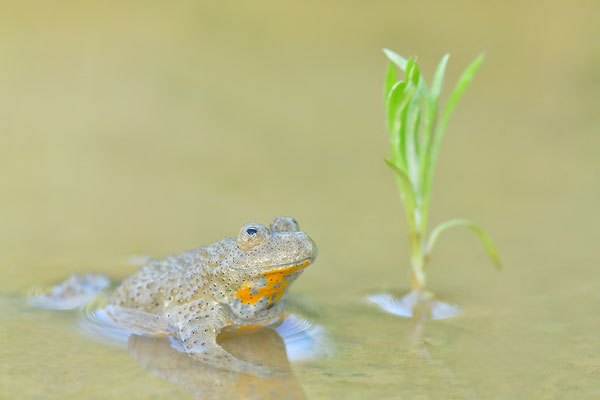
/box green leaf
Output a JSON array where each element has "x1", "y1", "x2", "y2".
[
  {"x1": 429, "y1": 53, "x2": 450, "y2": 103},
  {"x1": 384, "y1": 62, "x2": 398, "y2": 102},
  {"x1": 427, "y1": 218, "x2": 501, "y2": 269},
  {"x1": 419, "y1": 54, "x2": 449, "y2": 157},
  {"x1": 384, "y1": 158, "x2": 416, "y2": 210},
  {"x1": 435, "y1": 53, "x2": 484, "y2": 157},
  {"x1": 384, "y1": 49, "x2": 429, "y2": 98},
  {"x1": 406, "y1": 59, "x2": 420, "y2": 87},
  {"x1": 392, "y1": 59, "x2": 420, "y2": 186},
  {"x1": 383, "y1": 48, "x2": 408, "y2": 71},
  {"x1": 421, "y1": 53, "x2": 484, "y2": 228},
  {"x1": 384, "y1": 158, "x2": 420, "y2": 241},
  {"x1": 386, "y1": 79, "x2": 418, "y2": 172},
  {"x1": 404, "y1": 94, "x2": 421, "y2": 186},
  {"x1": 386, "y1": 81, "x2": 416, "y2": 138},
  {"x1": 405, "y1": 59, "x2": 415, "y2": 82},
  {"x1": 386, "y1": 80, "x2": 406, "y2": 132},
  {"x1": 417, "y1": 53, "x2": 450, "y2": 228}
]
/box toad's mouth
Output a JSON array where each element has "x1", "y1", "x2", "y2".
[
  {"x1": 237, "y1": 256, "x2": 315, "y2": 271},
  {"x1": 267, "y1": 257, "x2": 314, "y2": 270}
]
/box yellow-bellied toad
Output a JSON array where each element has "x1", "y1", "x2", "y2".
[{"x1": 34, "y1": 216, "x2": 318, "y2": 375}]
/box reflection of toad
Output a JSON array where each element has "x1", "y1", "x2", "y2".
[{"x1": 128, "y1": 327, "x2": 307, "y2": 400}]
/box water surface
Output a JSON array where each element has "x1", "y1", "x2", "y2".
[{"x1": 1, "y1": 0, "x2": 599, "y2": 398}]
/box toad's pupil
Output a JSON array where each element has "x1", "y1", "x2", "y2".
[{"x1": 246, "y1": 228, "x2": 257, "y2": 235}]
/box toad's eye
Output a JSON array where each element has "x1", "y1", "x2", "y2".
[{"x1": 238, "y1": 223, "x2": 268, "y2": 249}]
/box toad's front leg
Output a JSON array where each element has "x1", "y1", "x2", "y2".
[{"x1": 174, "y1": 302, "x2": 272, "y2": 376}]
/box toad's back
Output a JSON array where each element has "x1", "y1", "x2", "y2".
[{"x1": 109, "y1": 239, "x2": 235, "y2": 313}]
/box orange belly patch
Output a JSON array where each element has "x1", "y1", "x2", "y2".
[{"x1": 235, "y1": 260, "x2": 310, "y2": 306}]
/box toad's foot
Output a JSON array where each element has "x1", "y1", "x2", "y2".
[{"x1": 30, "y1": 273, "x2": 110, "y2": 310}]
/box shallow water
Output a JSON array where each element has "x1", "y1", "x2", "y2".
[{"x1": 1, "y1": 0, "x2": 600, "y2": 399}]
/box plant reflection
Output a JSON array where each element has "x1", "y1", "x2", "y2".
[{"x1": 403, "y1": 301, "x2": 478, "y2": 398}]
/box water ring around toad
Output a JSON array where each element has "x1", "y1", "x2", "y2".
[{"x1": 28, "y1": 278, "x2": 332, "y2": 366}]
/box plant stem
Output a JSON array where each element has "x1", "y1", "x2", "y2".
[
  {"x1": 394, "y1": 166, "x2": 427, "y2": 293},
  {"x1": 408, "y1": 212, "x2": 426, "y2": 293}
]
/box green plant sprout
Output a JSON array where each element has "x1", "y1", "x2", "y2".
[{"x1": 383, "y1": 49, "x2": 501, "y2": 294}]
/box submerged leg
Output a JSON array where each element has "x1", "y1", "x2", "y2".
[
  {"x1": 104, "y1": 304, "x2": 169, "y2": 334},
  {"x1": 178, "y1": 313, "x2": 272, "y2": 376}
]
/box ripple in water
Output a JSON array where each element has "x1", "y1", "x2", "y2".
[
  {"x1": 80, "y1": 297, "x2": 332, "y2": 362},
  {"x1": 79, "y1": 297, "x2": 169, "y2": 348},
  {"x1": 273, "y1": 314, "x2": 332, "y2": 362}
]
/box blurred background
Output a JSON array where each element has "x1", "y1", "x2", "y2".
[{"x1": 1, "y1": 1, "x2": 599, "y2": 399}]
